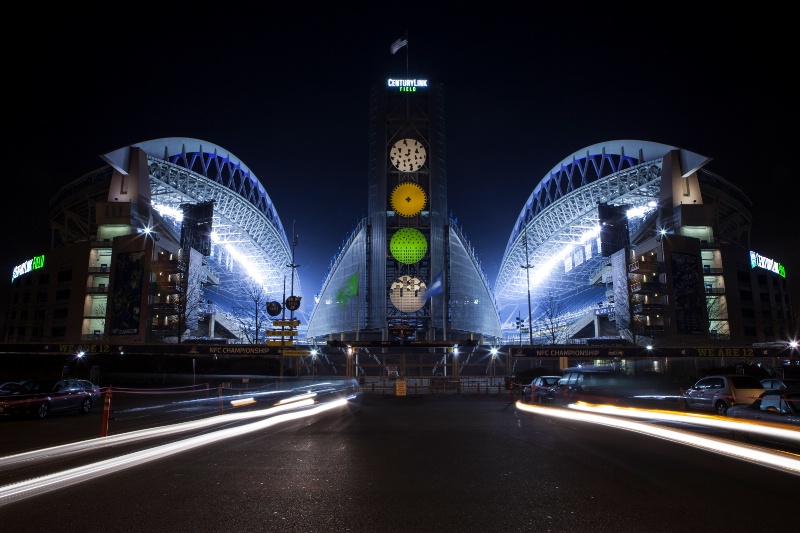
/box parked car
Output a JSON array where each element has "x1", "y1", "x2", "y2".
[
  {"x1": 0, "y1": 379, "x2": 94, "y2": 419},
  {"x1": 727, "y1": 390, "x2": 800, "y2": 426},
  {"x1": 682, "y1": 375, "x2": 764, "y2": 415},
  {"x1": 76, "y1": 380, "x2": 103, "y2": 404},
  {"x1": 760, "y1": 378, "x2": 800, "y2": 391},
  {"x1": 522, "y1": 376, "x2": 561, "y2": 404},
  {"x1": 547, "y1": 366, "x2": 630, "y2": 406},
  {"x1": 0, "y1": 381, "x2": 25, "y2": 395}
]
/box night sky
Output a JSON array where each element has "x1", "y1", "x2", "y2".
[{"x1": 4, "y1": 3, "x2": 798, "y2": 326}]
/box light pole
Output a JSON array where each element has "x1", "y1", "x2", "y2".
[
  {"x1": 520, "y1": 226, "x2": 534, "y2": 345},
  {"x1": 287, "y1": 221, "x2": 299, "y2": 322},
  {"x1": 283, "y1": 221, "x2": 300, "y2": 377}
]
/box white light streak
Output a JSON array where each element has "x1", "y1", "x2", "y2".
[
  {"x1": 566, "y1": 402, "x2": 800, "y2": 443},
  {"x1": 516, "y1": 402, "x2": 800, "y2": 476},
  {"x1": 0, "y1": 398, "x2": 343, "y2": 507}
]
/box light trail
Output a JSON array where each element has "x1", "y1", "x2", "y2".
[
  {"x1": 566, "y1": 402, "x2": 800, "y2": 443},
  {"x1": 516, "y1": 402, "x2": 800, "y2": 476},
  {"x1": 0, "y1": 398, "x2": 317, "y2": 469},
  {"x1": 0, "y1": 398, "x2": 349, "y2": 506}
]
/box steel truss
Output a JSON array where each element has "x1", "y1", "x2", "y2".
[
  {"x1": 148, "y1": 158, "x2": 298, "y2": 301},
  {"x1": 495, "y1": 162, "x2": 662, "y2": 301}
]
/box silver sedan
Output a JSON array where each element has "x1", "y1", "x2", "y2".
[{"x1": 727, "y1": 390, "x2": 800, "y2": 425}]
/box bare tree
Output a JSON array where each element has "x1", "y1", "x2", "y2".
[
  {"x1": 540, "y1": 290, "x2": 567, "y2": 345},
  {"x1": 229, "y1": 278, "x2": 272, "y2": 344},
  {"x1": 706, "y1": 293, "x2": 729, "y2": 341},
  {"x1": 617, "y1": 306, "x2": 647, "y2": 346},
  {"x1": 171, "y1": 248, "x2": 204, "y2": 343}
]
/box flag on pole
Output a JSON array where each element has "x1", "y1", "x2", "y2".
[
  {"x1": 390, "y1": 37, "x2": 408, "y2": 55},
  {"x1": 424, "y1": 271, "x2": 443, "y2": 300},
  {"x1": 336, "y1": 271, "x2": 359, "y2": 304}
]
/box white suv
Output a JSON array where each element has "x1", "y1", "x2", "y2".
[{"x1": 682, "y1": 375, "x2": 764, "y2": 415}]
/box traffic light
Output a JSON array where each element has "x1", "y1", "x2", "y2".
[{"x1": 515, "y1": 316, "x2": 524, "y2": 329}]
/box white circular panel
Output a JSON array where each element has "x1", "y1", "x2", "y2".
[
  {"x1": 390, "y1": 138, "x2": 427, "y2": 172},
  {"x1": 389, "y1": 275, "x2": 427, "y2": 312}
]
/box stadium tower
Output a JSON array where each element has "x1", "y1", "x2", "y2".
[{"x1": 306, "y1": 76, "x2": 501, "y2": 344}]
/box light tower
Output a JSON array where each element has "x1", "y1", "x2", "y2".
[{"x1": 521, "y1": 226, "x2": 534, "y2": 345}]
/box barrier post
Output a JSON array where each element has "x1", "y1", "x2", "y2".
[
  {"x1": 509, "y1": 382, "x2": 515, "y2": 404},
  {"x1": 101, "y1": 386, "x2": 112, "y2": 437},
  {"x1": 218, "y1": 384, "x2": 223, "y2": 415},
  {"x1": 678, "y1": 389, "x2": 686, "y2": 410}
]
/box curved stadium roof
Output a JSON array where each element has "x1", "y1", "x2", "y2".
[
  {"x1": 494, "y1": 140, "x2": 710, "y2": 307},
  {"x1": 101, "y1": 137, "x2": 301, "y2": 314}
]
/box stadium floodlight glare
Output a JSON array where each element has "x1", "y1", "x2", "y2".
[
  {"x1": 152, "y1": 201, "x2": 184, "y2": 222},
  {"x1": 490, "y1": 347, "x2": 499, "y2": 356},
  {"x1": 527, "y1": 225, "x2": 601, "y2": 289},
  {"x1": 222, "y1": 242, "x2": 266, "y2": 286}
]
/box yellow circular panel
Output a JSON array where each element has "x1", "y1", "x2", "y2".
[
  {"x1": 390, "y1": 138, "x2": 427, "y2": 172},
  {"x1": 390, "y1": 182, "x2": 427, "y2": 217}
]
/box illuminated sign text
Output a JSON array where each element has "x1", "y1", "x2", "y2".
[
  {"x1": 749, "y1": 251, "x2": 786, "y2": 278},
  {"x1": 12, "y1": 255, "x2": 45, "y2": 282},
  {"x1": 387, "y1": 78, "x2": 428, "y2": 92}
]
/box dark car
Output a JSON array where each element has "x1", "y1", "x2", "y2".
[
  {"x1": 522, "y1": 376, "x2": 561, "y2": 404},
  {"x1": 547, "y1": 366, "x2": 630, "y2": 406},
  {"x1": 76, "y1": 380, "x2": 103, "y2": 404},
  {"x1": 0, "y1": 381, "x2": 26, "y2": 395},
  {"x1": 760, "y1": 378, "x2": 800, "y2": 391},
  {"x1": 727, "y1": 390, "x2": 800, "y2": 426},
  {"x1": 0, "y1": 379, "x2": 94, "y2": 419}
]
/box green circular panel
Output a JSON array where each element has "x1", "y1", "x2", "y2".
[{"x1": 390, "y1": 228, "x2": 428, "y2": 264}]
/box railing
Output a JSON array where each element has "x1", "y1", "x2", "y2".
[
  {"x1": 153, "y1": 259, "x2": 186, "y2": 272},
  {"x1": 86, "y1": 285, "x2": 108, "y2": 294},
  {"x1": 628, "y1": 259, "x2": 662, "y2": 274},
  {"x1": 633, "y1": 303, "x2": 664, "y2": 314},
  {"x1": 355, "y1": 377, "x2": 507, "y2": 395}
]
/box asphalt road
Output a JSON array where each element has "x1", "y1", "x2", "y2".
[{"x1": 0, "y1": 393, "x2": 797, "y2": 532}]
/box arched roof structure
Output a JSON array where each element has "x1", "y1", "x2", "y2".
[
  {"x1": 494, "y1": 140, "x2": 710, "y2": 304},
  {"x1": 101, "y1": 137, "x2": 300, "y2": 308}
]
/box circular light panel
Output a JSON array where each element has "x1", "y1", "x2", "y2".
[
  {"x1": 390, "y1": 228, "x2": 428, "y2": 264},
  {"x1": 390, "y1": 182, "x2": 427, "y2": 217},
  {"x1": 390, "y1": 138, "x2": 427, "y2": 172},
  {"x1": 390, "y1": 275, "x2": 427, "y2": 312}
]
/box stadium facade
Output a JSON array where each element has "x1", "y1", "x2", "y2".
[
  {"x1": 305, "y1": 78, "x2": 502, "y2": 344},
  {"x1": 2, "y1": 132, "x2": 795, "y2": 380},
  {"x1": 495, "y1": 140, "x2": 795, "y2": 347},
  {"x1": 4, "y1": 138, "x2": 300, "y2": 346}
]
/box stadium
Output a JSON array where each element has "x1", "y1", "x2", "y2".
[
  {"x1": 3, "y1": 112, "x2": 795, "y2": 380},
  {"x1": 494, "y1": 139, "x2": 793, "y2": 348},
  {"x1": 6, "y1": 137, "x2": 302, "y2": 348}
]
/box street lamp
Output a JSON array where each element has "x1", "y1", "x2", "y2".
[
  {"x1": 520, "y1": 226, "x2": 534, "y2": 345},
  {"x1": 310, "y1": 348, "x2": 318, "y2": 378}
]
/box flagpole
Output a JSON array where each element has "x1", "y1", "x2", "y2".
[
  {"x1": 356, "y1": 268, "x2": 360, "y2": 342},
  {"x1": 442, "y1": 268, "x2": 447, "y2": 341},
  {"x1": 405, "y1": 31, "x2": 409, "y2": 77}
]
